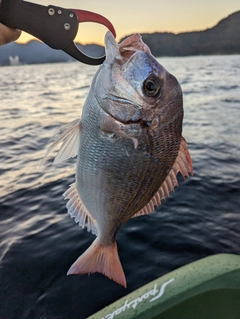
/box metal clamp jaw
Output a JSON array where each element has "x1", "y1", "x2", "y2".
[{"x1": 0, "y1": 0, "x2": 116, "y2": 65}]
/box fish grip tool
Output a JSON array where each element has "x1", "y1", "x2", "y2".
[{"x1": 0, "y1": 0, "x2": 116, "y2": 65}]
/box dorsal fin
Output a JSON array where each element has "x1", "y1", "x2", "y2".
[
  {"x1": 42, "y1": 118, "x2": 81, "y2": 165},
  {"x1": 63, "y1": 183, "x2": 98, "y2": 235},
  {"x1": 132, "y1": 137, "x2": 193, "y2": 218}
]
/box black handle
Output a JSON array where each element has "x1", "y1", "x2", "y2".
[
  {"x1": 0, "y1": 0, "x2": 106, "y2": 64},
  {"x1": 0, "y1": 0, "x2": 78, "y2": 49}
]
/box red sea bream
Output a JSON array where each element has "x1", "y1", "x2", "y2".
[{"x1": 45, "y1": 31, "x2": 193, "y2": 287}]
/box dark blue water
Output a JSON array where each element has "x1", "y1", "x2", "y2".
[{"x1": 0, "y1": 55, "x2": 240, "y2": 319}]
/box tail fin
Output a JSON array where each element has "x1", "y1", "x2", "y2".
[{"x1": 67, "y1": 238, "x2": 126, "y2": 288}]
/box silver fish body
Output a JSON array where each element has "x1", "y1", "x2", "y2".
[
  {"x1": 77, "y1": 74, "x2": 182, "y2": 241},
  {"x1": 46, "y1": 32, "x2": 193, "y2": 287}
]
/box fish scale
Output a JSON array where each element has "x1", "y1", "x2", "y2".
[
  {"x1": 45, "y1": 31, "x2": 193, "y2": 287},
  {"x1": 78, "y1": 91, "x2": 150, "y2": 231},
  {"x1": 77, "y1": 86, "x2": 182, "y2": 234}
]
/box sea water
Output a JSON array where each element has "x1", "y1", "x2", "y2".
[{"x1": 0, "y1": 55, "x2": 240, "y2": 318}]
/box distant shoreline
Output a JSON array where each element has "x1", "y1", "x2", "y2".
[{"x1": 0, "y1": 10, "x2": 239, "y2": 66}]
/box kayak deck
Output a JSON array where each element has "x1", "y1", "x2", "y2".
[{"x1": 88, "y1": 254, "x2": 240, "y2": 319}]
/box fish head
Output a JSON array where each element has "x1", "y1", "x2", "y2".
[{"x1": 95, "y1": 31, "x2": 183, "y2": 128}]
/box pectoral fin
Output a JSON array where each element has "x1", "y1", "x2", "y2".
[
  {"x1": 100, "y1": 114, "x2": 138, "y2": 149},
  {"x1": 132, "y1": 136, "x2": 193, "y2": 218},
  {"x1": 42, "y1": 118, "x2": 81, "y2": 165}
]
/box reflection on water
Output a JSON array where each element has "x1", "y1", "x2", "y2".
[{"x1": 0, "y1": 55, "x2": 240, "y2": 319}]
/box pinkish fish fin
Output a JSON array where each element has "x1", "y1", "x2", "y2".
[
  {"x1": 67, "y1": 238, "x2": 126, "y2": 288},
  {"x1": 63, "y1": 183, "x2": 98, "y2": 236},
  {"x1": 100, "y1": 114, "x2": 138, "y2": 149},
  {"x1": 42, "y1": 118, "x2": 81, "y2": 165},
  {"x1": 132, "y1": 137, "x2": 193, "y2": 218}
]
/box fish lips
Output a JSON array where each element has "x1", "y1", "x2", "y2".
[{"x1": 100, "y1": 95, "x2": 143, "y2": 124}]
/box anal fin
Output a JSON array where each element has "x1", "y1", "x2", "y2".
[
  {"x1": 132, "y1": 136, "x2": 193, "y2": 218},
  {"x1": 63, "y1": 183, "x2": 98, "y2": 236}
]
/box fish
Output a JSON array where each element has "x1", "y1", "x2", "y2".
[{"x1": 44, "y1": 31, "x2": 193, "y2": 288}]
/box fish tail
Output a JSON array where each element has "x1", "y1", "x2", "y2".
[{"x1": 67, "y1": 238, "x2": 126, "y2": 288}]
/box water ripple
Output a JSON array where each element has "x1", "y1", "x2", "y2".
[{"x1": 0, "y1": 56, "x2": 240, "y2": 318}]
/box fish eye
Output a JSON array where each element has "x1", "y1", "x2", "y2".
[{"x1": 143, "y1": 76, "x2": 161, "y2": 97}]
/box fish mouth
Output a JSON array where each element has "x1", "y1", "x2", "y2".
[
  {"x1": 122, "y1": 118, "x2": 151, "y2": 128},
  {"x1": 102, "y1": 32, "x2": 153, "y2": 128},
  {"x1": 103, "y1": 105, "x2": 151, "y2": 128},
  {"x1": 115, "y1": 115, "x2": 151, "y2": 127},
  {"x1": 104, "y1": 31, "x2": 151, "y2": 66}
]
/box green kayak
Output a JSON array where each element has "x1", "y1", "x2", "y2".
[{"x1": 88, "y1": 254, "x2": 240, "y2": 319}]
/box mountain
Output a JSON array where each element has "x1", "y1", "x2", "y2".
[
  {"x1": 136, "y1": 11, "x2": 240, "y2": 57},
  {"x1": 0, "y1": 11, "x2": 239, "y2": 66}
]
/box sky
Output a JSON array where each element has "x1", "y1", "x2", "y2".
[{"x1": 16, "y1": 0, "x2": 240, "y2": 45}]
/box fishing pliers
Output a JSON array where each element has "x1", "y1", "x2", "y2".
[{"x1": 0, "y1": 0, "x2": 116, "y2": 65}]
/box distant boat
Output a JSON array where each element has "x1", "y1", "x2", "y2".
[{"x1": 9, "y1": 55, "x2": 21, "y2": 66}]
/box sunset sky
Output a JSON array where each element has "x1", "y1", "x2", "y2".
[{"x1": 16, "y1": 0, "x2": 240, "y2": 45}]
